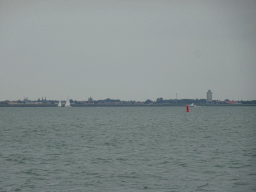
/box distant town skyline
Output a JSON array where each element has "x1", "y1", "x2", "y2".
[
  {"x1": 2, "y1": 94, "x2": 255, "y2": 107},
  {"x1": 1, "y1": 89, "x2": 255, "y2": 102},
  {"x1": 2, "y1": 91, "x2": 255, "y2": 103},
  {"x1": 1, "y1": 0, "x2": 256, "y2": 101}
]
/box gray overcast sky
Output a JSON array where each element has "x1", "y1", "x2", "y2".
[{"x1": 1, "y1": 0, "x2": 256, "y2": 101}]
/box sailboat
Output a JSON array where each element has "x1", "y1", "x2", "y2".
[
  {"x1": 188, "y1": 103, "x2": 197, "y2": 107},
  {"x1": 65, "y1": 99, "x2": 71, "y2": 107},
  {"x1": 58, "y1": 101, "x2": 62, "y2": 107}
]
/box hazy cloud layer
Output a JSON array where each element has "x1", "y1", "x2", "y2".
[{"x1": 1, "y1": 0, "x2": 256, "y2": 101}]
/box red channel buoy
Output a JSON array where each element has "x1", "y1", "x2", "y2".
[{"x1": 186, "y1": 105, "x2": 189, "y2": 112}]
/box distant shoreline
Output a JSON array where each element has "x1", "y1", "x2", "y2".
[{"x1": 0, "y1": 104, "x2": 255, "y2": 107}]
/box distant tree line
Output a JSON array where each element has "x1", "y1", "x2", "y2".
[
  {"x1": 155, "y1": 98, "x2": 207, "y2": 104},
  {"x1": 2, "y1": 97, "x2": 256, "y2": 105},
  {"x1": 240, "y1": 100, "x2": 256, "y2": 104},
  {"x1": 72, "y1": 98, "x2": 121, "y2": 104}
]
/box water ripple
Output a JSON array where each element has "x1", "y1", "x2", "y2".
[{"x1": 0, "y1": 107, "x2": 255, "y2": 191}]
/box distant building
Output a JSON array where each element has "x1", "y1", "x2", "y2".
[
  {"x1": 23, "y1": 97, "x2": 29, "y2": 102},
  {"x1": 220, "y1": 100, "x2": 239, "y2": 104},
  {"x1": 88, "y1": 96, "x2": 93, "y2": 103},
  {"x1": 207, "y1": 90, "x2": 212, "y2": 102},
  {"x1": 8, "y1": 101, "x2": 19, "y2": 105}
]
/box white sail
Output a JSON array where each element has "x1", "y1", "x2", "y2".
[
  {"x1": 65, "y1": 99, "x2": 71, "y2": 107},
  {"x1": 189, "y1": 103, "x2": 197, "y2": 107},
  {"x1": 58, "y1": 101, "x2": 62, "y2": 107}
]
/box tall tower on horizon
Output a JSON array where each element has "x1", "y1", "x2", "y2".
[{"x1": 207, "y1": 90, "x2": 212, "y2": 102}]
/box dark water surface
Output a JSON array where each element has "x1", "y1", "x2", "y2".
[{"x1": 0, "y1": 107, "x2": 255, "y2": 192}]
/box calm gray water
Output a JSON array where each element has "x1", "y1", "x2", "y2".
[{"x1": 0, "y1": 106, "x2": 255, "y2": 192}]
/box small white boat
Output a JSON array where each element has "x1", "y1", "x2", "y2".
[
  {"x1": 189, "y1": 103, "x2": 197, "y2": 107},
  {"x1": 65, "y1": 99, "x2": 71, "y2": 107},
  {"x1": 58, "y1": 101, "x2": 62, "y2": 107}
]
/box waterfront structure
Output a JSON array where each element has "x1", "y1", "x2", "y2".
[
  {"x1": 207, "y1": 90, "x2": 212, "y2": 102},
  {"x1": 220, "y1": 100, "x2": 239, "y2": 104},
  {"x1": 88, "y1": 96, "x2": 93, "y2": 103}
]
